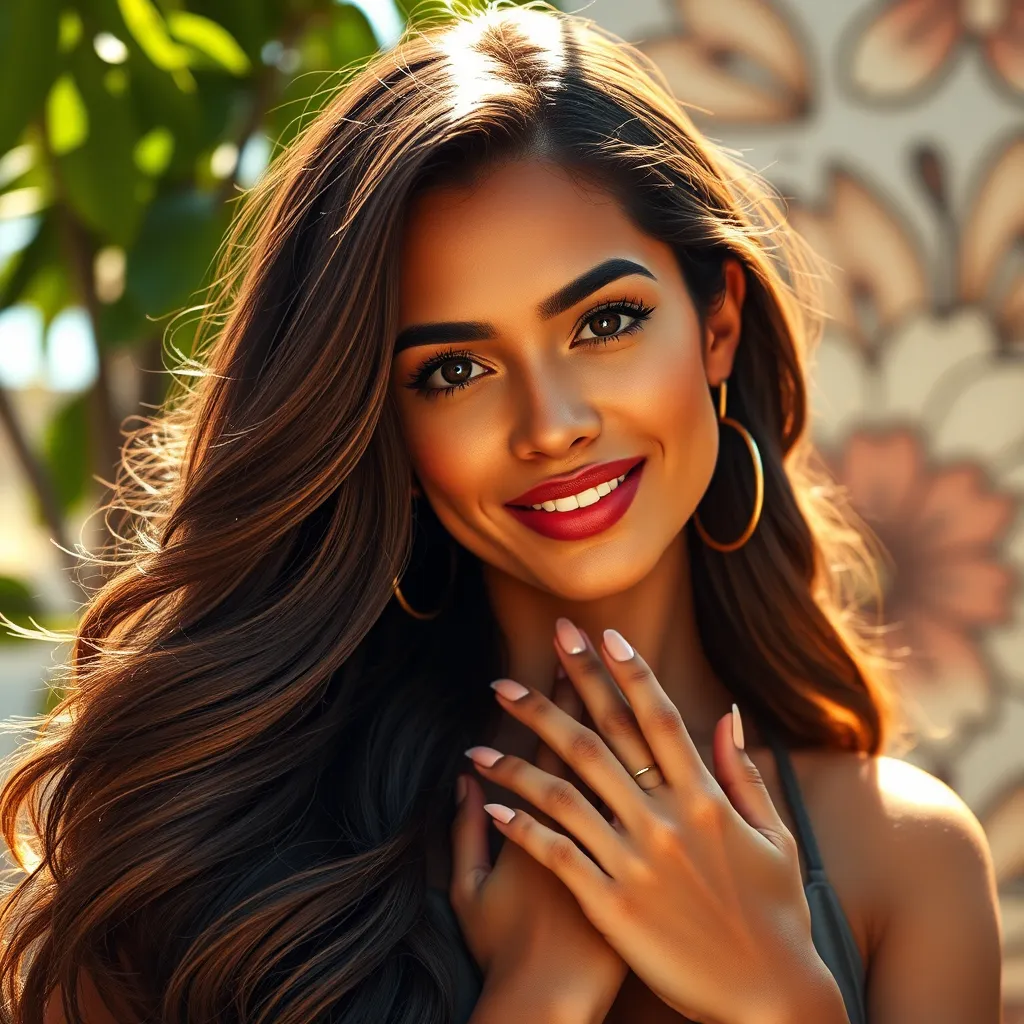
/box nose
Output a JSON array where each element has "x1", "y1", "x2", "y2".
[{"x1": 508, "y1": 361, "x2": 601, "y2": 461}]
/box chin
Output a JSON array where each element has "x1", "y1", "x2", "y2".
[{"x1": 524, "y1": 546, "x2": 666, "y2": 601}]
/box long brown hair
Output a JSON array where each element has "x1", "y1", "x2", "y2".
[{"x1": 0, "y1": 3, "x2": 904, "y2": 1021}]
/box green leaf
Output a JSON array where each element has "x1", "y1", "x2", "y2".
[
  {"x1": 179, "y1": 0, "x2": 270, "y2": 60},
  {"x1": 0, "y1": 145, "x2": 36, "y2": 191},
  {"x1": 0, "y1": 576, "x2": 40, "y2": 632},
  {"x1": 22, "y1": 262, "x2": 73, "y2": 327},
  {"x1": 0, "y1": 0, "x2": 61, "y2": 154},
  {"x1": 96, "y1": 290, "x2": 148, "y2": 348},
  {"x1": 126, "y1": 189, "x2": 228, "y2": 316},
  {"x1": 331, "y1": 3, "x2": 381, "y2": 62},
  {"x1": 117, "y1": 0, "x2": 190, "y2": 71},
  {"x1": 0, "y1": 211, "x2": 58, "y2": 312},
  {"x1": 166, "y1": 11, "x2": 252, "y2": 76},
  {"x1": 46, "y1": 75, "x2": 90, "y2": 155},
  {"x1": 59, "y1": 10, "x2": 84, "y2": 53},
  {"x1": 133, "y1": 126, "x2": 174, "y2": 175},
  {"x1": 58, "y1": 47, "x2": 144, "y2": 246},
  {"x1": 273, "y1": 6, "x2": 380, "y2": 146},
  {"x1": 43, "y1": 393, "x2": 91, "y2": 513}
]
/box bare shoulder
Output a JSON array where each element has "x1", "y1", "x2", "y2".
[
  {"x1": 789, "y1": 748, "x2": 999, "y2": 955},
  {"x1": 797, "y1": 749, "x2": 994, "y2": 878},
  {"x1": 811, "y1": 751, "x2": 1001, "y2": 1020},
  {"x1": 811, "y1": 750, "x2": 991, "y2": 854}
]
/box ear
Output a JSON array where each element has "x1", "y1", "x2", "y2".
[{"x1": 703, "y1": 257, "x2": 746, "y2": 386}]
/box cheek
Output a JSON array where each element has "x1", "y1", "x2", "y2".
[
  {"x1": 622, "y1": 333, "x2": 718, "y2": 508},
  {"x1": 392, "y1": 394, "x2": 499, "y2": 508}
]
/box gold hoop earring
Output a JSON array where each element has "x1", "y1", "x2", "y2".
[
  {"x1": 391, "y1": 502, "x2": 458, "y2": 620},
  {"x1": 692, "y1": 380, "x2": 764, "y2": 553}
]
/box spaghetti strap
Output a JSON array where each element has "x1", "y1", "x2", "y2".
[{"x1": 758, "y1": 718, "x2": 825, "y2": 879}]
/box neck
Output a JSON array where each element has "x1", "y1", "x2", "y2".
[{"x1": 480, "y1": 530, "x2": 746, "y2": 754}]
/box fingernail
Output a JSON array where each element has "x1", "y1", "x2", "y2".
[
  {"x1": 465, "y1": 745, "x2": 504, "y2": 767},
  {"x1": 483, "y1": 803, "x2": 516, "y2": 823},
  {"x1": 731, "y1": 703, "x2": 745, "y2": 750},
  {"x1": 490, "y1": 678, "x2": 529, "y2": 700},
  {"x1": 455, "y1": 775, "x2": 467, "y2": 804},
  {"x1": 603, "y1": 628, "x2": 634, "y2": 662},
  {"x1": 555, "y1": 617, "x2": 585, "y2": 655}
]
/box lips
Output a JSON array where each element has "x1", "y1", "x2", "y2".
[{"x1": 506, "y1": 456, "x2": 646, "y2": 508}]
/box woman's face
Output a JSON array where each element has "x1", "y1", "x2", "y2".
[{"x1": 389, "y1": 157, "x2": 744, "y2": 600}]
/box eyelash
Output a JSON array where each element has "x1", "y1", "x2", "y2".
[{"x1": 404, "y1": 296, "x2": 655, "y2": 399}]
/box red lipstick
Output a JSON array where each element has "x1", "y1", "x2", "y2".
[
  {"x1": 506, "y1": 456, "x2": 646, "y2": 507},
  {"x1": 504, "y1": 457, "x2": 646, "y2": 542}
]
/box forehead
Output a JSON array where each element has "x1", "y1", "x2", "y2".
[{"x1": 397, "y1": 159, "x2": 664, "y2": 323}]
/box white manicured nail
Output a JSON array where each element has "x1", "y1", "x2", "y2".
[
  {"x1": 732, "y1": 703, "x2": 745, "y2": 750},
  {"x1": 603, "y1": 628, "x2": 634, "y2": 662}
]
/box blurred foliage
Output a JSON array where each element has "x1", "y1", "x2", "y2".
[{"x1": 0, "y1": 0, "x2": 540, "y2": 658}]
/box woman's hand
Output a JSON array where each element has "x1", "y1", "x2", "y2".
[
  {"x1": 450, "y1": 668, "x2": 628, "y2": 1023},
  {"x1": 463, "y1": 618, "x2": 833, "y2": 1024}
]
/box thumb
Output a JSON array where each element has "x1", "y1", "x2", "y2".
[
  {"x1": 714, "y1": 704, "x2": 789, "y2": 848},
  {"x1": 449, "y1": 772, "x2": 492, "y2": 909}
]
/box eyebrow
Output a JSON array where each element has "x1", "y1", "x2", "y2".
[{"x1": 393, "y1": 257, "x2": 657, "y2": 355}]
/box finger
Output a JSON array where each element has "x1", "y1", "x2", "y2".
[
  {"x1": 490, "y1": 677, "x2": 651, "y2": 834},
  {"x1": 481, "y1": 801, "x2": 615, "y2": 917},
  {"x1": 597, "y1": 627, "x2": 707, "y2": 789},
  {"x1": 536, "y1": 669, "x2": 604, "y2": 810},
  {"x1": 555, "y1": 626, "x2": 665, "y2": 792},
  {"x1": 534, "y1": 668, "x2": 581, "y2": 781},
  {"x1": 712, "y1": 707, "x2": 790, "y2": 848},
  {"x1": 466, "y1": 745, "x2": 628, "y2": 876},
  {"x1": 449, "y1": 773, "x2": 492, "y2": 912}
]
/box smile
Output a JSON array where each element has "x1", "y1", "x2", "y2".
[
  {"x1": 526, "y1": 470, "x2": 627, "y2": 511},
  {"x1": 505, "y1": 460, "x2": 645, "y2": 541}
]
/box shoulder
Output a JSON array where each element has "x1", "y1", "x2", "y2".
[
  {"x1": 786, "y1": 748, "x2": 999, "y2": 943},
  {"x1": 798, "y1": 749, "x2": 1002, "y2": 1019},
  {"x1": 824, "y1": 752, "x2": 993, "y2": 866},
  {"x1": 809, "y1": 751, "x2": 996, "y2": 895},
  {"x1": 824, "y1": 752, "x2": 1002, "y2": 1019}
]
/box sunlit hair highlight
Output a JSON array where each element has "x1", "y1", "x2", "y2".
[{"x1": 0, "y1": 4, "x2": 906, "y2": 1022}]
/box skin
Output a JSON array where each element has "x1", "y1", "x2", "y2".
[
  {"x1": 390, "y1": 157, "x2": 1003, "y2": 1023},
  {"x1": 40, "y1": 155, "x2": 1003, "y2": 1024},
  {"x1": 391, "y1": 157, "x2": 744, "y2": 755},
  {"x1": 391, "y1": 156, "x2": 825, "y2": 1021}
]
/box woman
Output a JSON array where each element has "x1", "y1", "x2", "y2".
[{"x1": 3, "y1": 3, "x2": 1002, "y2": 1022}]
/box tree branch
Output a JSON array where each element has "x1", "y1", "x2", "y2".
[{"x1": 0, "y1": 385, "x2": 77, "y2": 580}]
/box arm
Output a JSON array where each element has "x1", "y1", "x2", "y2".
[
  {"x1": 468, "y1": 959, "x2": 613, "y2": 1024},
  {"x1": 865, "y1": 758, "x2": 1003, "y2": 1024},
  {"x1": 469, "y1": 982, "x2": 607, "y2": 1024}
]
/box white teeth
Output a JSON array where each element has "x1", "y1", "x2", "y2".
[{"x1": 528, "y1": 469, "x2": 633, "y2": 512}]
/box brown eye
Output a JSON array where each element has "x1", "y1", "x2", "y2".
[
  {"x1": 438, "y1": 357, "x2": 474, "y2": 385},
  {"x1": 589, "y1": 312, "x2": 624, "y2": 337},
  {"x1": 405, "y1": 347, "x2": 489, "y2": 398},
  {"x1": 574, "y1": 299, "x2": 653, "y2": 346}
]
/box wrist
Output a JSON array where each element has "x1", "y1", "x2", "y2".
[
  {"x1": 473, "y1": 963, "x2": 612, "y2": 1024},
  {"x1": 760, "y1": 954, "x2": 850, "y2": 1024}
]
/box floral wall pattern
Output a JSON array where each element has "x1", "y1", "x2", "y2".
[{"x1": 584, "y1": 0, "x2": 1024, "y2": 1011}]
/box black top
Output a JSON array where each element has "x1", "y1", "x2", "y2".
[{"x1": 425, "y1": 726, "x2": 868, "y2": 1024}]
